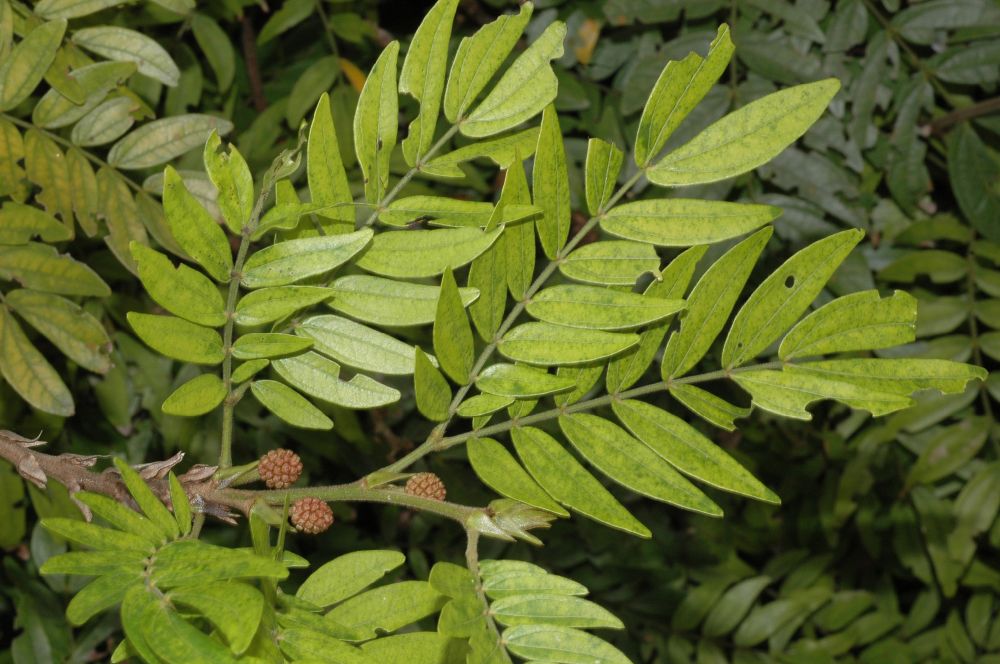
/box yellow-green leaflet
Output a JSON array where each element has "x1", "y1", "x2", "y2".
[
  {"x1": 109, "y1": 114, "x2": 234, "y2": 170},
  {"x1": 329, "y1": 275, "x2": 479, "y2": 327},
  {"x1": 634, "y1": 24, "x2": 734, "y2": 167},
  {"x1": 232, "y1": 333, "x2": 312, "y2": 360},
  {"x1": 297, "y1": 314, "x2": 419, "y2": 375},
  {"x1": 379, "y1": 196, "x2": 493, "y2": 227},
  {"x1": 497, "y1": 158, "x2": 534, "y2": 299},
  {"x1": 601, "y1": 199, "x2": 781, "y2": 246},
  {"x1": 203, "y1": 131, "x2": 253, "y2": 233},
  {"x1": 661, "y1": 228, "x2": 772, "y2": 379},
  {"x1": 71, "y1": 97, "x2": 137, "y2": 147},
  {"x1": 161, "y1": 166, "x2": 232, "y2": 282},
  {"x1": 72, "y1": 26, "x2": 180, "y2": 86},
  {"x1": 613, "y1": 399, "x2": 779, "y2": 504},
  {"x1": 423, "y1": 127, "x2": 540, "y2": 178},
  {"x1": 131, "y1": 242, "x2": 225, "y2": 327},
  {"x1": 5, "y1": 289, "x2": 111, "y2": 373},
  {"x1": 475, "y1": 363, "x2": 575, "y2": 398},
  {"x1": 461, "y1": 20, "x2": 566, "y2": 137},
  {"x1": 126, "y1": 313, "x2": 225, "y2": 365},
  {"x1": 191, "y1": 13, "x2": 235, "y2": 91},
  {"x1": 0, "y1": 19, "x2": 66, "y2": 112},
  {"x1": 354, "y1": 41, "x2": 399, "y2": 203},
  {"x1": 433, "y1": 267, "x2": 474, "y2": 383},
  {"x1": 526, "y1": 284, "x2": 685, "y2": 331},
  {"x1": 231, "y1": 359, "x2": 268, "y2": 383},
  {"x1": 490, "y1": 594, "x2": 623, "y2": 629},
  {"x1": 250, "y1": 380, "x2": 333, "y2": 430},
  {"x1": 400, "y1": 0, "x2": 458, "y2": 164},
  {"x1": 534, "y1": 105, "x2": 571, "y2": 259},
  {"x1": 308, "y1": 93, "x2": 354, "y2": 231},
  {"x1": 559, "y1": 414, "x2": 722, "y2": 517},
  {"x1": 669, "y1": 384, "x2": 750, "y2": 432},
  {"x1": 647, "y1": 78, "x2": 841, "y2": 186},
  {"x1": 0, "y1": 242, "x2": 109, "y2": 296},
  {"x1": 511, "y1": 427, "x2": 650, "y2": 538},
  {"x1": 559, "y1": 240, "x2": 660, "y2": 287},
  {"x1": 457, "y1": 393, "x2": 514, "y2": 417},
  {"x1": 499, "y1": 322, "x2": 638, "y2": 366},
  {"x1": 161, "y1": 374, "x2": 226, "y2": 416},
  {"x1": 723, "y1": 229, "x2": 863, "y2": 368},
  {"x1": 0, "y1": 202, "x2": 71, "y2": 244},
  {"x1": 273, "y1": 351, "x2": 400, "y2": 409},
  {"x1": 415, "y1": 347, "x2": 450, "y2": 421},
  {"x1": 33, "y1": 61, "x2": 136, "y2": 130},
  {"x1": 297, "y1": 550, "x2": 406, "y2": 607},
  {"x1": 503, "y1": 625, "x2": 631, "y2": 664},
  {"x1": 34, "y1": 0, "x2": 121, "y2": 18},
  {"x1": 0, "y1": 307, "x2": 73, "y2": 416},
  {"x1": 584, "y1": 138, "x2": 623, "y2": 216},
  {"x1": 324, "y1": 581, "x2": 447, "y2": 641},
  {"x1": 467, "y1": 438, "x2": 567, "y2": 516},
  {"x1": 354, "y1": 226, "x2": 501, "y2": 279},
  {"x1": 241, "y1": 229, "x2": 372, "y2": 288},
  {"x1": 234, "y1": 286, "x2": 335, "y2": 326},
  {"x1": 778, "y1": 290, "x2": 917, "y2": 360},
  {"x1": 467, "y1": 232, "x2": 507, "y2": 342},
  {"x1": 443, "y1": 2, "x2": 532, "y2": 122}
]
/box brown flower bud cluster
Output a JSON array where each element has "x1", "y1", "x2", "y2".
[{"x1": 258, "y1": 448, "x2": 302, "y2": 489}]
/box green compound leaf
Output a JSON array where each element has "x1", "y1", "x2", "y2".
[
  {"x1": 661, "y1": 228, "x2": 771, "y2": 379},
  {"x1": 162, "y1": 165, "x2": 233, "y2": 283},
  {"x1": 468, "y1": 437, "x2": 567, "y2": 516},
  {"x1": 613, "y1": 399, "x2": 779, "y2": 504},
  {"x1": 499, "y1": 322, "x2": 638, "y2": 366},
  {"x1": 354, "y1": 41, "x2": 399, "y2": 203},
  {"x1": 635, "y1": 24, "x2": 734, "y2": 167},
  {"x1": 0, "y1": 19, "x2": 66, "y2": 112},
  {"x1": 534, "y1": 104, "x2": 571, "y2": 259},
  {"x1": 329, "y1": 275, "x2": 479, "y2": 327},
  {"x1": 0, "y1": 202, "x2": 71, "y2": 244},
  {"x1": 526, "y1": 284, "x2": 685, "y2": 331},
  {"x1": 601, "y1": 199, "x2": 780, "y2": 246},
  {"x1": 491, "y1": 594, "x2": 623, "y2": 630},
  {"x1": 0, "y1": 243, "x2": 110, "y2": 296},
  {"x1": 559, "y1": 240, "x2": 660, "y2": 287},
  {"x1": 324, "y1": 581, "x2": 447, "y2": 641},
  {"x1": 669, "y1": 384, "x2": 750, "y2": 432},
  {"x1": 0, "y1": 307, "x2": 72, "y2": 416},
  {"x1": 415, "y1": 347, "x2": 451, "y2": 421},
  {"x1": 161, "y1": 373, "x2": 226, "y2": 416},
  {"x1": 250, "y1": 380, "x2": 333, "y2": 430},
  {"x1": 647, "y1": 78, "x2": 840, "y2": 186},
  {"x1": 778, "y1": 290, "x2": 917, "y2": 360},
  {"x1": 241, "y1": 229, "x2": 373, "y2": 288},
  {"x1": 511, "y1": 426, "x2": 650, "y2": 538},
  {"x1": 461, "y1": 20, "x2": 566, "y2": 137},
  {"x1": 503, "y1": 625, "x2": 630, "y2": 664},
  {"x1": 5, "y1": 289, "x2": 112, "y2": 373},
  {"x1": 232, "y1": 333, "x2": 312, "y2": 360},
  {"x1": 443, "y1": 2, "x2": 532, "y2": 122},
  {"x1": 234, "y1": 286, "x2": 335, "y2": 326},
  {"x1": 204, "y1": 131, "x2": 253, "y2": 234},
  {"x1": 559, "y1": 414, "x2": 722, "y2": 517},
  {"x1": 308, "y1": 93, "x2": 354, "y2": 231},
  {"x1": 126, "y1": 313, "x2": 225, "y2": 365},
  {"x1": 434, "y1": 267, "x2": 475, "y2": 383},
  {"x1": 108, "y1": 114, "x2": 233, "y2": 170},
  {"x1": 476, "y1": 363, "x2": 575, "y2": 398},
  {"x1": 131, "y1": 243, "x2": 226, "y2": 327},
  {"x1": 722, "y1": 229, "x2": 864, "y2": 368},
  {"x1": 355, "y1": 226, "x2": 501, "y2": 278},
  {"x1": 297, "y1": 550, "x2": 406, "y2": 607},
  {"x1": 400, "y1": 0, "x2": 458, "y2": 164},
  {"x1": 71, "y1": 26, "x2": 180, "y2": 86},
  {"x1": 584, "y1": 138, "x2": 624, "y2": 216},
  {"x1": 273, "y1": 351, "x2": 400, "y2": 409},
  {"x1": 298, "y1": 314, "x2": 417, "y2": 374}
]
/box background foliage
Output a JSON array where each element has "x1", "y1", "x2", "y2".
[{"x1": 0, "y1": 0, "x2": 999, "y2": 663}]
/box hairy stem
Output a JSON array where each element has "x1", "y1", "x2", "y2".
[{"x1": 465, "y1": 529, "x2": 512, "y2": 663}]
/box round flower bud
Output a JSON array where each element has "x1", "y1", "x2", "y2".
[
  {"x1": 405, "y1": 472, "x2": 446, "y2": 501},
  {"x1": 259, "y1": 448, "x2": 302, "y2": 489},
  {"x1": 290, "y1": 497, "x2": 333, "y2": 534}
]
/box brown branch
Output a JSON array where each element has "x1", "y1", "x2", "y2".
[
  {"x1": 925, "y1": 96, "x2": 1000, "y2": 136},
  {"x1": 241, "y1": 14, "x2": 268, "y2": 112}
]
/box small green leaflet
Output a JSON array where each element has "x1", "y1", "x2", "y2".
[
  {"x1": 669, "y1": 384, "x2": 749, "y2": 432},
  {"x1": 34, "y1": 0, "x2": 121, "y2": 18},
  {"x1": 467, "y1": 235, "x2": 508, "y2": 342},
  {"x1": 534, "y1": 105, "x2": 571, "y2": 259},
  {"x1": 503, "y1": 625, "x2": 631, "y2": 664},
  {"x1": 584, "y1": 138, "x2": 624, "y2": 216},
  {"x1": 354, "y1": 227, "x2": 501, "y2": 278},
  {"x1": 491, "y1": 594, "x2": 623, "y2": 629},
  {"x1": 308, "y1": 93, "x2": 354, "y2": 231},
  {"x1": 399, "y1": 0, "x2": 458, "y2": 164},
  {"x1": 0, "y1": 19, "x2": 66, "y2": 112},
  {"x1": 0, "y1": 202, "x2": 71, "y2": 243},
  {"x1": 131, "y1": 243, "x2": 225, "y2": 327},
  {"x1": 467, "y1": 437, "x2": 567, "y2": 516},
  {"x1": 108, "y1": 115, "x2": 234, "y2": 170},
  {"x1": 0, "y1": 307, "x2": 73, "y2": 416},
  {"x1": 325, "y1": 581, "x2": 447, "y2": 641},
  {"x1": 250, "y1": 380, "x2": 333, "y2": 430},
  {"x1": 231, "y1": 359, "x2": 268, "y2": 383},
  {"x1": 647, "y1": 78, "x2": 840, "y2": 186},
  {"x1": 554, "y1": 363, "x2": 603, "y2": 407},
  {"x1": 297, "y1": 315, "x2": 419, "y2": 375},
  {"x1": 231, "y1": 333, "x2": 313, "y2": 360},
  {"x1": 241, "y1": 229, "x2": 372, "y2": 288},
  {"x1": 433, "y1": 268, "x2": 474, "y2": 383},
  {"x1": 511, "y1": 427, "x2": 650, "y2": 538},
  {"x1": 559, "y1": 240, "x2": 660, "y2": 286},
  {"x1": 526, "y1": 285, "x2": 685, "y2": 331},
  {"x1": 273, "y1": 351, "x2": 400, "y2": 409},
  {"x1": 723, "y1": 229, "x2": 863, "y2": 368},
  {"x1": 601, "y1": 199, "x2": 780, "y2": 246},
  {"x1": 778, "y1": 290, "x2": 917, "y2": 360},
  {"x1": 499, "y1": 322, "x2": 638, "y2": 365},
  {"x1": 204, "y1": 132, "x2": 253, "y2": 234},
  {"x1": 329, "y1": 275, "x2": 479, "y2": 327},
  {"x1": 661, "y1": 228, "x2": 771, "y2": 379},
  {"x1": 613, "y1": 399, "x2": 779, "y2": 504},
  {"x1": 415, "y1": 347, "x2": 451, "y2": 421},
  {"x1": 423, "y1": 128, "x2": 540, "y2": 178},
  {"x1": 559, "y1": 414, "x2": 722, "y2": 517},
  {"x1": 456, "y1": 393, "x2": 514, "y2": 417},
  {"x1": 789, "y1": 359, "x2": 987, "y2": 397},
  {"x1": 443, "y1": 3, "x2": 532, "y2": 122},
  {"x1": 161, "y1": 374, "x2": 226, "y2": 416},
  {"x1": 496, "y1": 158, "x2": 534, "y2": 300},
  {"x1": 479, "y1": 560, "x2": 587, "y2": 598},
  {"x1": 475, "y1": 363, "x2": 575, "y2": 398},
  {"x1": 354, "y1": 41, "x2": 399, "y2": 203},
  {"x1": 379, "y1": 196, "x2": 492, "y2": 227},
  {"x1": 33, "y1": 60, "x2": 136, "y2": 129},
  {"x1": 634, "y1": 25, "x2": 734, "y2": 167},
  {"x1": 71, "y1": 97, "x2": 136, "y2": 147},
  {"x1": 297, "y1": 550, "x2": 405, "y2": 607},
  {"x1": 5, "y1": 289, "x2": 111, "y2": 373},
  {"x1": 161, "y1": 165, "x2": 233, "y2": 283},
  {"x1": 234, "y1": 286, "x2": 334, "y2": 326},
  {"x1": 191, "y1": 14, "x2": 235, "y2": 91},
  {"x1": 126, "y1": 313, "x2": 225, "y2": 365},
  {"x1": 71, "y1": 26, "x2": 180, "y2": 86},
  {"x1": 0, "y1": 243, "x2": 110, "y2": 296},
  {"x1": 461, "y1": 21, "x2": 566, "y2": 138}
]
